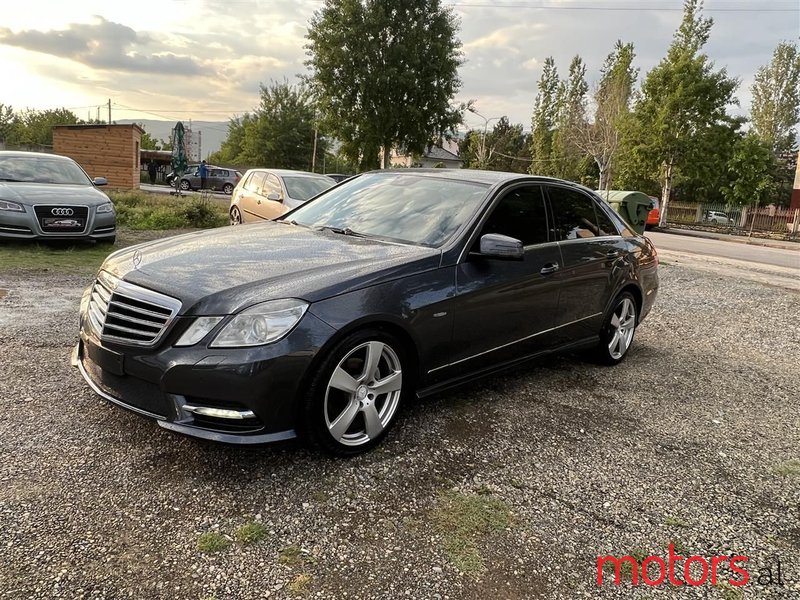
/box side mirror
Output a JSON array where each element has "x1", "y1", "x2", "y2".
[
  {"x1": 479, "y1": 233, "x2": 524, "y2": 260},
  {"x1": 267, "y1": 191, "x2": 282, "y2": 202},
  {"x1": 93, "y1": 177, "x2": 108, "y2": 186}
]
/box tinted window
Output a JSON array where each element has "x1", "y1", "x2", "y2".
[
  {"x1": 263, "y1": 174, "x2": 282, "y2": 196},
  {"x1": 548, "y1": 186, "x2": 602, "y2": 240},
  {"x1": 480, "y1": 186, "x2": 549, "y2": 246},
  {"x1": 594, "y1": 203, "x2": 620, "y2": 236},
  {"x1": 283, "y1": 175, "x2": 335, "y2": 201}
]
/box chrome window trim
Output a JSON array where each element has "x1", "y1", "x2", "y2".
[{"x1": 427, "y1": 312, "x2": 603, "y2": 374}]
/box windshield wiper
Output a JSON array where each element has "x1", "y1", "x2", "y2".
[
  {"x1": 316, "y1": 225, "x2": 370, "y2": 238},
  {"x1": 278, "y1": 219, "x2": 309, "y2": 228}
]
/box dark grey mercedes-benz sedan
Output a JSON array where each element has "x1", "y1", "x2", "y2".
[{"x1": 74, "y1": 170, "x2": 658, "y2": 455}]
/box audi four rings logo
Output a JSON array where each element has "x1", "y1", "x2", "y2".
[{"x1": 51, "y1": 208, "x2": 74, "y2": 216}]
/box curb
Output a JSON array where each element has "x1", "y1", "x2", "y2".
[{"x1": 653, "y1": 227, "x2": 800, "y2": 252}]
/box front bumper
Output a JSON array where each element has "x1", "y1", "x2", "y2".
[
  {"x1": 73, "y1": 311, "x2": 338, "y2": 444},
  {"x1": 0, "y1": 205, "x2": 116, "y2": 241}
]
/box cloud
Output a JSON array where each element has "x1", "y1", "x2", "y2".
[{"x1": 0, "y1": 16, "x2": 202, "y2": 76}]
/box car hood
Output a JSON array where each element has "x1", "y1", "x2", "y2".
[
  {"x1": 102, "y1": 222, "x2": 441, "y2": 315},
  {"x1": 0, "y1": 182, "x2": 110, "y2": 205}
]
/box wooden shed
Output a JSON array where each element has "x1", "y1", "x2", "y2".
[{"x1": 53, "y1": 124, "x2": 144, "y2": 189}]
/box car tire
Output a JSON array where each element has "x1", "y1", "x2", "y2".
[
  {"x1": 299, "y1": 329, "x2": 409, "y2": 456},
  {"x1": 223, "y1": 183, "x2": 234, "y2": 195},
  {"x1": 179, "y1": 179, "x2": 191, "y2": 191},
  {"x1": 230, "y1": 206, "x2": 242, "y2": 226},
  {"x1": 592, "y1": 292, "x2": 638, "y2": 366}
]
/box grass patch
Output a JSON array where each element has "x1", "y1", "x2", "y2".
[
  {"x1": 277, "y1": 544, "x2": 316, "y2": 567},
  {"x1": 772, "y1": 458, "x2": 800, "y2": 477},
  {"x1": 664, "y1": 516, "x2": 690, "y2": 528},
  {"x1": 0, "y1": 240, "x2": 113, "y2": 273},
  {"x1": 714, "y1": 581, "x2": 744, "y2": 600},
  {"x1": 287, "y1": 573, "x2": 311, "y2": 596},
  {"x1": 235, "y1": 521, "x2": 269, "y2": 545},
  {"x1": 109, "y1": 190, "x2": 227, "y2": 230},
  {"x1": 197, "y1": 532, "x2": 232, "y2": 553},
  {"x1": 431, "y1": 489, "x2": 512, "y2": 575}
]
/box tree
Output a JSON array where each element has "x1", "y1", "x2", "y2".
[
  {"x1": 306, "y1": 0, "x2": 464, "y2": 170},
  {"x1": 750, "y1": 41, "x2": 800, "y2": 155},
  {"x1": 208, "y1": 114, "x2": 254, "y2": 165},
  {"x1": 0, "y1": 104, "x2": 15, "y2": 144},
  {"x1": 551, "y1": 55, "x2": 590, "y2": 182},
  {"x1": 139, "y1": 127, "x2": 159, "y2": 150},
  {"x1": 572, "y1": 41, "x2": 637, "y2": 190},
  {"x1": 460, "y1": 118, "x2": 530, "y2": 172},
  {"x1": 721, "y1": 133, "x2": 777, "y2": 206},
  {"x1": 622, "y1": 0, "x2": 739, "y2": 226},
  {"x1": 2, "y1": 108, "x2": 80, "y2": 147},
  {"x1": 529, "y1": 57, "x2": 560, "y2": 176}
]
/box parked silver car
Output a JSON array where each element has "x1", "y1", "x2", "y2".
[
  {"x1": 703, "y1": 210, "x2": 735, "y2": 225},
  {"x1": 0, "y1": 151, "x2": 116, "y2": 243},
  {"x1": 229, "y1": 169, "x2": 336, "y2": 224}
]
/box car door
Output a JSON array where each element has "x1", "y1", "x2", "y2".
[
  {"x1": 445, "y1": 184, "x2": 563, "y2": 377},
  {"x1": 237, "y1": 171, "x2": 267, "y2": 223},
  {"x1": 253, "y1": 173, "x2": 287, "y2": 220},
  {"x1": 546, "y1": 185, "x2": 627, "y2": 342},
  {"x1": 208, "y1": 168, "x2": 224, "y2": 190}
]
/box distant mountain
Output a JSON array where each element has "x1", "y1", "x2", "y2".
[{"x1": 117, "y1": 119, "x2": 229, "y2": 159}]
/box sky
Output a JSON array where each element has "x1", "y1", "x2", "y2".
[{"x1": 1, "y1": 0, "x2": 798, "y2": 139}]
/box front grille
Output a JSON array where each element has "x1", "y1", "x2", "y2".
[
  {"x1": 88, "y1": 271, "x2": 182, "y2": 347},
  {"x1": 34, "y1": 205, "x2": 89, "y2": 233}
]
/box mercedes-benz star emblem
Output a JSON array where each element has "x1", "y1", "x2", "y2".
[
  {"x1": 51, "y1": 207, "x2": 74, "y2": 216},
  {"x1": 132, "y1": 249, "x2": 142, "y2": 270}
]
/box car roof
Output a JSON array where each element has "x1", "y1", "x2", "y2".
[
  {"x1": 364, "y1": 168, "x2": 595, "y2": 191},
  {"x1": 247, "y1": 168, "x2": 334, "y2": 179},
  {"x1": 0, "y1": 150, "x2": 74, "y2": 161}
]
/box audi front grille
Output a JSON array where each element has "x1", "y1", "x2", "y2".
[
  {"x1": 33, "y1": 205, "x2": 89, "y2": 233},
  {"x1": 87, "y1": 271, "x2": 182, "y2": 347}
]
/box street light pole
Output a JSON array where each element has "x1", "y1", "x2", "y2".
[{"x1": 467, "y1": 106, "x2": 501, "y2": 169}]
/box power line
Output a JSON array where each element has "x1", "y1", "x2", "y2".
[{"x1": 446, "y1": 1, "x2": 798, "y2": 11}]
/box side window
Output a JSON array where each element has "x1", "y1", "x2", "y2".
[
  {"x1": 479, "y1": 185, "x2": 549, "y2": 246},
  {"x1": 548, "y1": 186, "x2": 602, "y2": 240},
  {"x1": 263, "y1": 174, "x2": 282, "y2": 197},
  {"x1": 245, "y1": 171, "x2": 265, "y2": 193},
  {"x1": 594, "y1": 203, "x2": 620, "y2": 237}
]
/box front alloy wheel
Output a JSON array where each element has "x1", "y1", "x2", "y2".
[
  {"x1": 179, "y1": 179, "x2": 191, "y2": 191},
  {"x1": 303, "y1": 330, "x2": 407, "y2": 455}
]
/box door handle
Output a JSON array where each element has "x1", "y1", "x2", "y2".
[
  {"x1": 540, "y1": 262, "x2": 559, "y2": 275},
  {"x1": 606, "y1": 250, "x2": 620, "y2": 258}
]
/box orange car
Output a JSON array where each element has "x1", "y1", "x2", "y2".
[{"x1": 646, "y1": 196, "x2": 660, "y2": 229}]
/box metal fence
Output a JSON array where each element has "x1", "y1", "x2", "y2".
[{"x1": 666, "y1": 201, "x2": 800, "y2": 238}]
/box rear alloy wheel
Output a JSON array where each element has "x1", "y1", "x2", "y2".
[
  {"x1": 179, "y1": 179, "x2": 191, "y2": 191},
  {"x1": 302, "y1": 330, "x2": 407, "y2": 455},
  {"x1": 594, "y1": 292, "x2": 638, "y2": 365},
  {"x1": 223, "y1": 183, "x2": 234, "y2": 195},
  {"x1": 230, "y1": 206, "x2": 242, "y2": 225}
]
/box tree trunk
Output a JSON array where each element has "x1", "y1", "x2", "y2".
[
  {"x1": 381, "y1": 145, "x2": 391, "y2": 169},
  {"x1": 659, "y1": 159, "x2": 674, "y2": 228}
]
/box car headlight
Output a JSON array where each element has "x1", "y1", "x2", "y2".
[
  {"x1": 0, "y1": 200, "x2": 24, "y2": 212},
  {"x1": 209, "y1": 299, "x2": 309, "y2": 348},
  {"x1": 96, "y1": 202, "x2": 115, "y2": 214},
  {"x1": 175, "y1": 316, "x2": 224, "y2": 347}
]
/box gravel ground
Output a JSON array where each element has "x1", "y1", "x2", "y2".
[{"x1": 0, "y1": 246, "x2": 798, "y2": 599}]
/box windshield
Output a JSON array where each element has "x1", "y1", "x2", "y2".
[
  {"x1": 0, "y1": 155, "x2": 92, "y2": 185},
  {"x1": 287, "y1": 173, "x2": 490, "y2": 247},
  {"x1": 283, "y1": 175, "x2": 336, "y2": 201}
]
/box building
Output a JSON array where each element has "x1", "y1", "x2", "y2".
[
  {"x1": 52, "y1": 124, "x2": 144, "y2": 189},
  {"x1": 391, "y1": 143, "x2": 464, "y2": 169}
]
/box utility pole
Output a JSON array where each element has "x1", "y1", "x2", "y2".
[
  {"x1": 107, "y1": 99, "x2": 111, "y2": 124},
  {"x1": 198, "y1": 130, "x2": 202, "y2": 160},
  {"x1": 311, "y1": 125, "x2": 318, "y2": 173}
]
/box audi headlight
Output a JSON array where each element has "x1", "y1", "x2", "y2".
[
  {"x1": 96, "y1": 202, "x2": 115, "y2": 214},
  {"x1": 0, "y1": 200, "x2": 24, "y2": 212},
  {"x1": 210, "y1": 299, "x2": 308, "y2": 348}
]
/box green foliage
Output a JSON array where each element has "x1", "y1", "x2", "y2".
[
  {"x1": 618, "y1": 0, "x2": 739, "y2": 217},
  {"x1": 109, "y1": 190, "x2": 227, "y2": 230},
  {"x1": 750, "y1": 41, "x2": 800, "y2": 154},
  {"x1": 235, "y1": 521, "x2": 269, "y2": 545},
  {"x1": 529, "y1": 56, "x2": 560, "y2": 176},
  {"x1": 1, "y1": 107, "x2": 80, "y2": 147},
  {"x1": 432, "y1": 489, "x2": 512, "y2": 574},
  {"x1": 551, "y1": 55, "x2": 591, "y2": 183},
  {"x1": 197, "y1": 532, "x2": 231, "y2": 553},
  {"x1": 306, "y1": 0, "x2": 464, "y2": 170}
]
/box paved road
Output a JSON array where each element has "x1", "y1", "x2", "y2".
[
  {"x1": 647, "y1": 230, "x2": 800, "y2": 270},
  {"x1": 140, "y1": 183, "x2": 230, "y2": 201}
]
